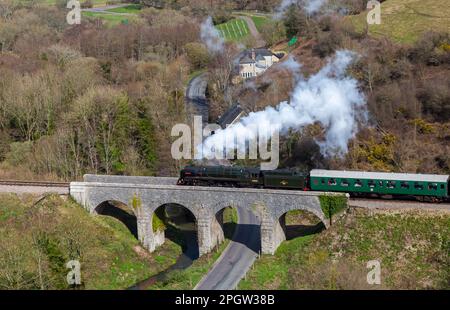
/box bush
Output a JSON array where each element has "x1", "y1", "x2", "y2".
[
  {"x1": 4, "y1": 141, "x2": 32, "y2": 166},
  {"x1": 260, "y1": 20, "x2": 286, "y2": 46},
  {"x1": 184, "y1": 42, "x2": 210, "y2": 70},
  {"x1": 418, "y1": 81, "x2": 450, "y2": 122},
  {"x1": 152, "y1": 212, "x2": 165, "y2": 232},
  {"x1": 409, "y1": 31, "x2": 450, "y2": 65},
  {"x1": 80, "y1": 0, "x2": 93, "y2": 9},
  {"x1": 313, "y1": 31, "x2": 343, "y2": 58},
  {"x1": 212, "y1": 10, "x2": 233, "y2": 25},
  {"x1": 319, "y1": 194, "x2": 348, "y2": 220}
]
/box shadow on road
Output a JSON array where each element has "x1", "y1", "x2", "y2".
[{"x1": 227, "y1": 223, "x2": 261, "y2": 254}]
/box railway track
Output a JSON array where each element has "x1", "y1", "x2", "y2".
[{"x1": 0, "y1": 180, "x2": 69, "y2": 188}]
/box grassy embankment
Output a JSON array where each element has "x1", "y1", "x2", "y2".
[
  {"x1": 0, "y1": 193, "x2": 182, "y2": 289},
  {"x1": 106, "y1": 4, "x2": 142, "y2": 14},
  {"x1": 0, "y1": 194, "x2": 237, "y2": 289},
  {"x1": 348, "y1": 0, "x2": 450, "y2": 43},
  {"x1": 250, "y1": 16, "x2": 269, "y2": 32},
  {"x1": 239, "y1": 208, "x2": 450, "y2": 289}
]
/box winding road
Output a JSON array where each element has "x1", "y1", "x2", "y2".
[
  {"x1": 81, "y1": 3, "x2": 132, "y2": 15},
  {"x1": 195, "y1": 207, "x2": 260, "y2": 290},
  {"x1": 185, "y1": 72, "x2": 209, "y2": 126},
  {"x1": 185, "y1": 71, "x2": 262, "y2": 290}
]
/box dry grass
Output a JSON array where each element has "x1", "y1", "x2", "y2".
[
  {"x1": 239, "y1": 208, "x2": 450, "y2": 289},
  {"x1": 348, "y1": 0, "x2": 450, "y2": 43},
  {"x1": 0, "y1": 194, "x2": 182, "y2": 289}
]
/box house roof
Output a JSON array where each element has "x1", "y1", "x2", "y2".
[
  {"x1": 238, "y1": 48, "x2": 279, "y2": 64},
  {"x1": 217, "y1": 104, "x2": 244, "y2": 128},
  {"x1": 256, "y1": 54, "x2": 265, "y2": 61},
  {"x1": 310, "y1": 169, "x2": 450, "y2": 183},
  {"x1": 240, "y1": 56, "x2": 254, "y2": 64}
]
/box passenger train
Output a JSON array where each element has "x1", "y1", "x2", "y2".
[{"x1": 177, "y1": 166, "x2": 450, "y2": 202}]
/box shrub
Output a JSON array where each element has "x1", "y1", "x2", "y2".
[
  {"x1": 319, "y1": 194, "x2": 348, "y2": 220},
  {"x1": 152, "y1": 212, "x2": 165, "y2": 232},
  {"x1": 4, "y1": 141, "x2": 32, "y2": 166},
  {"x1": 80, "y1": 0, "x2": 93, "y2": 9},
  {"x1": 260, "y1": 20, "x2": 286, "y2": 46},
  {"x1": 212, "y1": 10, "x2": 233, "y2": 25},
  {"x1": 313, "y1": 31, "x2": 343, "y2": 58},
  {"x1": 409, "y1": 31, "x2": 450, "y2": 65},
  {"x1": 184, "y1": 42, "x2": 210, "y2": 70},
  {"x1": 418, "y1": 81, "x2": 450, "y2": 122}
]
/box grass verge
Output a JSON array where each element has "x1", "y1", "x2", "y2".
[
  {"x1": 0, "y1": 193, "x2": 182, "y2": 289},
  {"x1": 106, "y1": 4, "x2": 142, "y2": 14},
  {"x1": 239, "y1": 209, "x2": 450, "y2": 289}
]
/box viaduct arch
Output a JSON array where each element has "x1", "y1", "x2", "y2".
[{"x1": 71, "y1": 175, "x2": 341, "y2": 255}]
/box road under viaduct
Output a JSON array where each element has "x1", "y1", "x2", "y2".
[{"x1": 70, "y1": 175, "x2": 341, "y2": 255}]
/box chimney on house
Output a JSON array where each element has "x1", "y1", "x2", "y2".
[{"x1": 251, "y1": 49, "x2": 256, "y2": 61}]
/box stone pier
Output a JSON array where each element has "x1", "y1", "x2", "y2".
[{"x1": 70, "y1": 175, "x2": 339, "y2": 255}]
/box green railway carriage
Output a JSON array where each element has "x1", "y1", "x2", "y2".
[{"x1": 310, "y1": 169, "x2": 450, "y2": 198}]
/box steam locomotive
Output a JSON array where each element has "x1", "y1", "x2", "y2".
[{"x1": 177, "y1": 165, "x2": 450, "y2": 202}]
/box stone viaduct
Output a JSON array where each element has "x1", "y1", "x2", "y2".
[{"x1": 70, "y1": 175, "x2": 342, "y2": 255}]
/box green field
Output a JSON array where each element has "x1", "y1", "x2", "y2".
[
  {"x1": 106, "y1": 4, "x2": 142, "y2": 14},
  {"x1": 348, "y1": 0, "x2": 450, "y2": 43},
  {"x1": 216, "y1": 19, "x2": 250, "y2": 41},
  {"x1": 251, "y1": 16, "x2": 269, "y2": 32},
  {"x1": 35, "y1": 0, "x2": 109, "y2": 6},
  {"x1": 82, "y1": 11, "x2": 137, "y2": 26}
]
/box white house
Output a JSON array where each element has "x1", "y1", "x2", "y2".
[{"x1": 238, "y1": 48, "x2": 281, "y2": 80}]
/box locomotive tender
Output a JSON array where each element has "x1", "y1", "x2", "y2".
[{"x1": 177, "y1": 166, "x2": 450, "y2": 202}]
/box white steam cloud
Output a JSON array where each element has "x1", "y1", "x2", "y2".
[
  {"x1": 275, "y1": 0, "x2": 328, "y2": 18},
  {"x1": 278, "y1": 55, "x2": 303, "y2": 82},
  {"x1": 198, "y1": 50, "x2": 367, "y2": 159},
  {"x1": 200, "y1": 16, "x2": 225, "y2": 54}
]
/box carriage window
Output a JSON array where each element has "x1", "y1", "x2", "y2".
[
  {"x1": 341, "y1": 179, "x2": 349, "y2": 187},
  {"x1": 387, "y1": 181, "x2": 396, "y2": 189},
  {"x1": 328, "y1": 178, "x2": 337, "y2": 186},
  {"x1": 441, "y1": 184, "x2": 445, "y2": 189},
  {"x1": 313, "y1": 179, "x2": 319, "y2": 185},
  {"x1": 428, "y1": 183, "x2": 438, "y2": 190},
  {"x1": 321, "y1": 179, "x2": 325, "y2": 184},
  {"x1": 400, "y1": 182, "x2": 410, "y2": 189},
  {"x1": 414, "y1": 183, "x2": 424, "y2": 190},
  {"x1": 379, "y1": 181, "x2": 383, "y2": 186},
  {"x1": 368, "y1": 180, "x2": 376, "y2": 188},
  {"x1": 354, "y1": 180, "x2": 363, "y2": 187}
]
